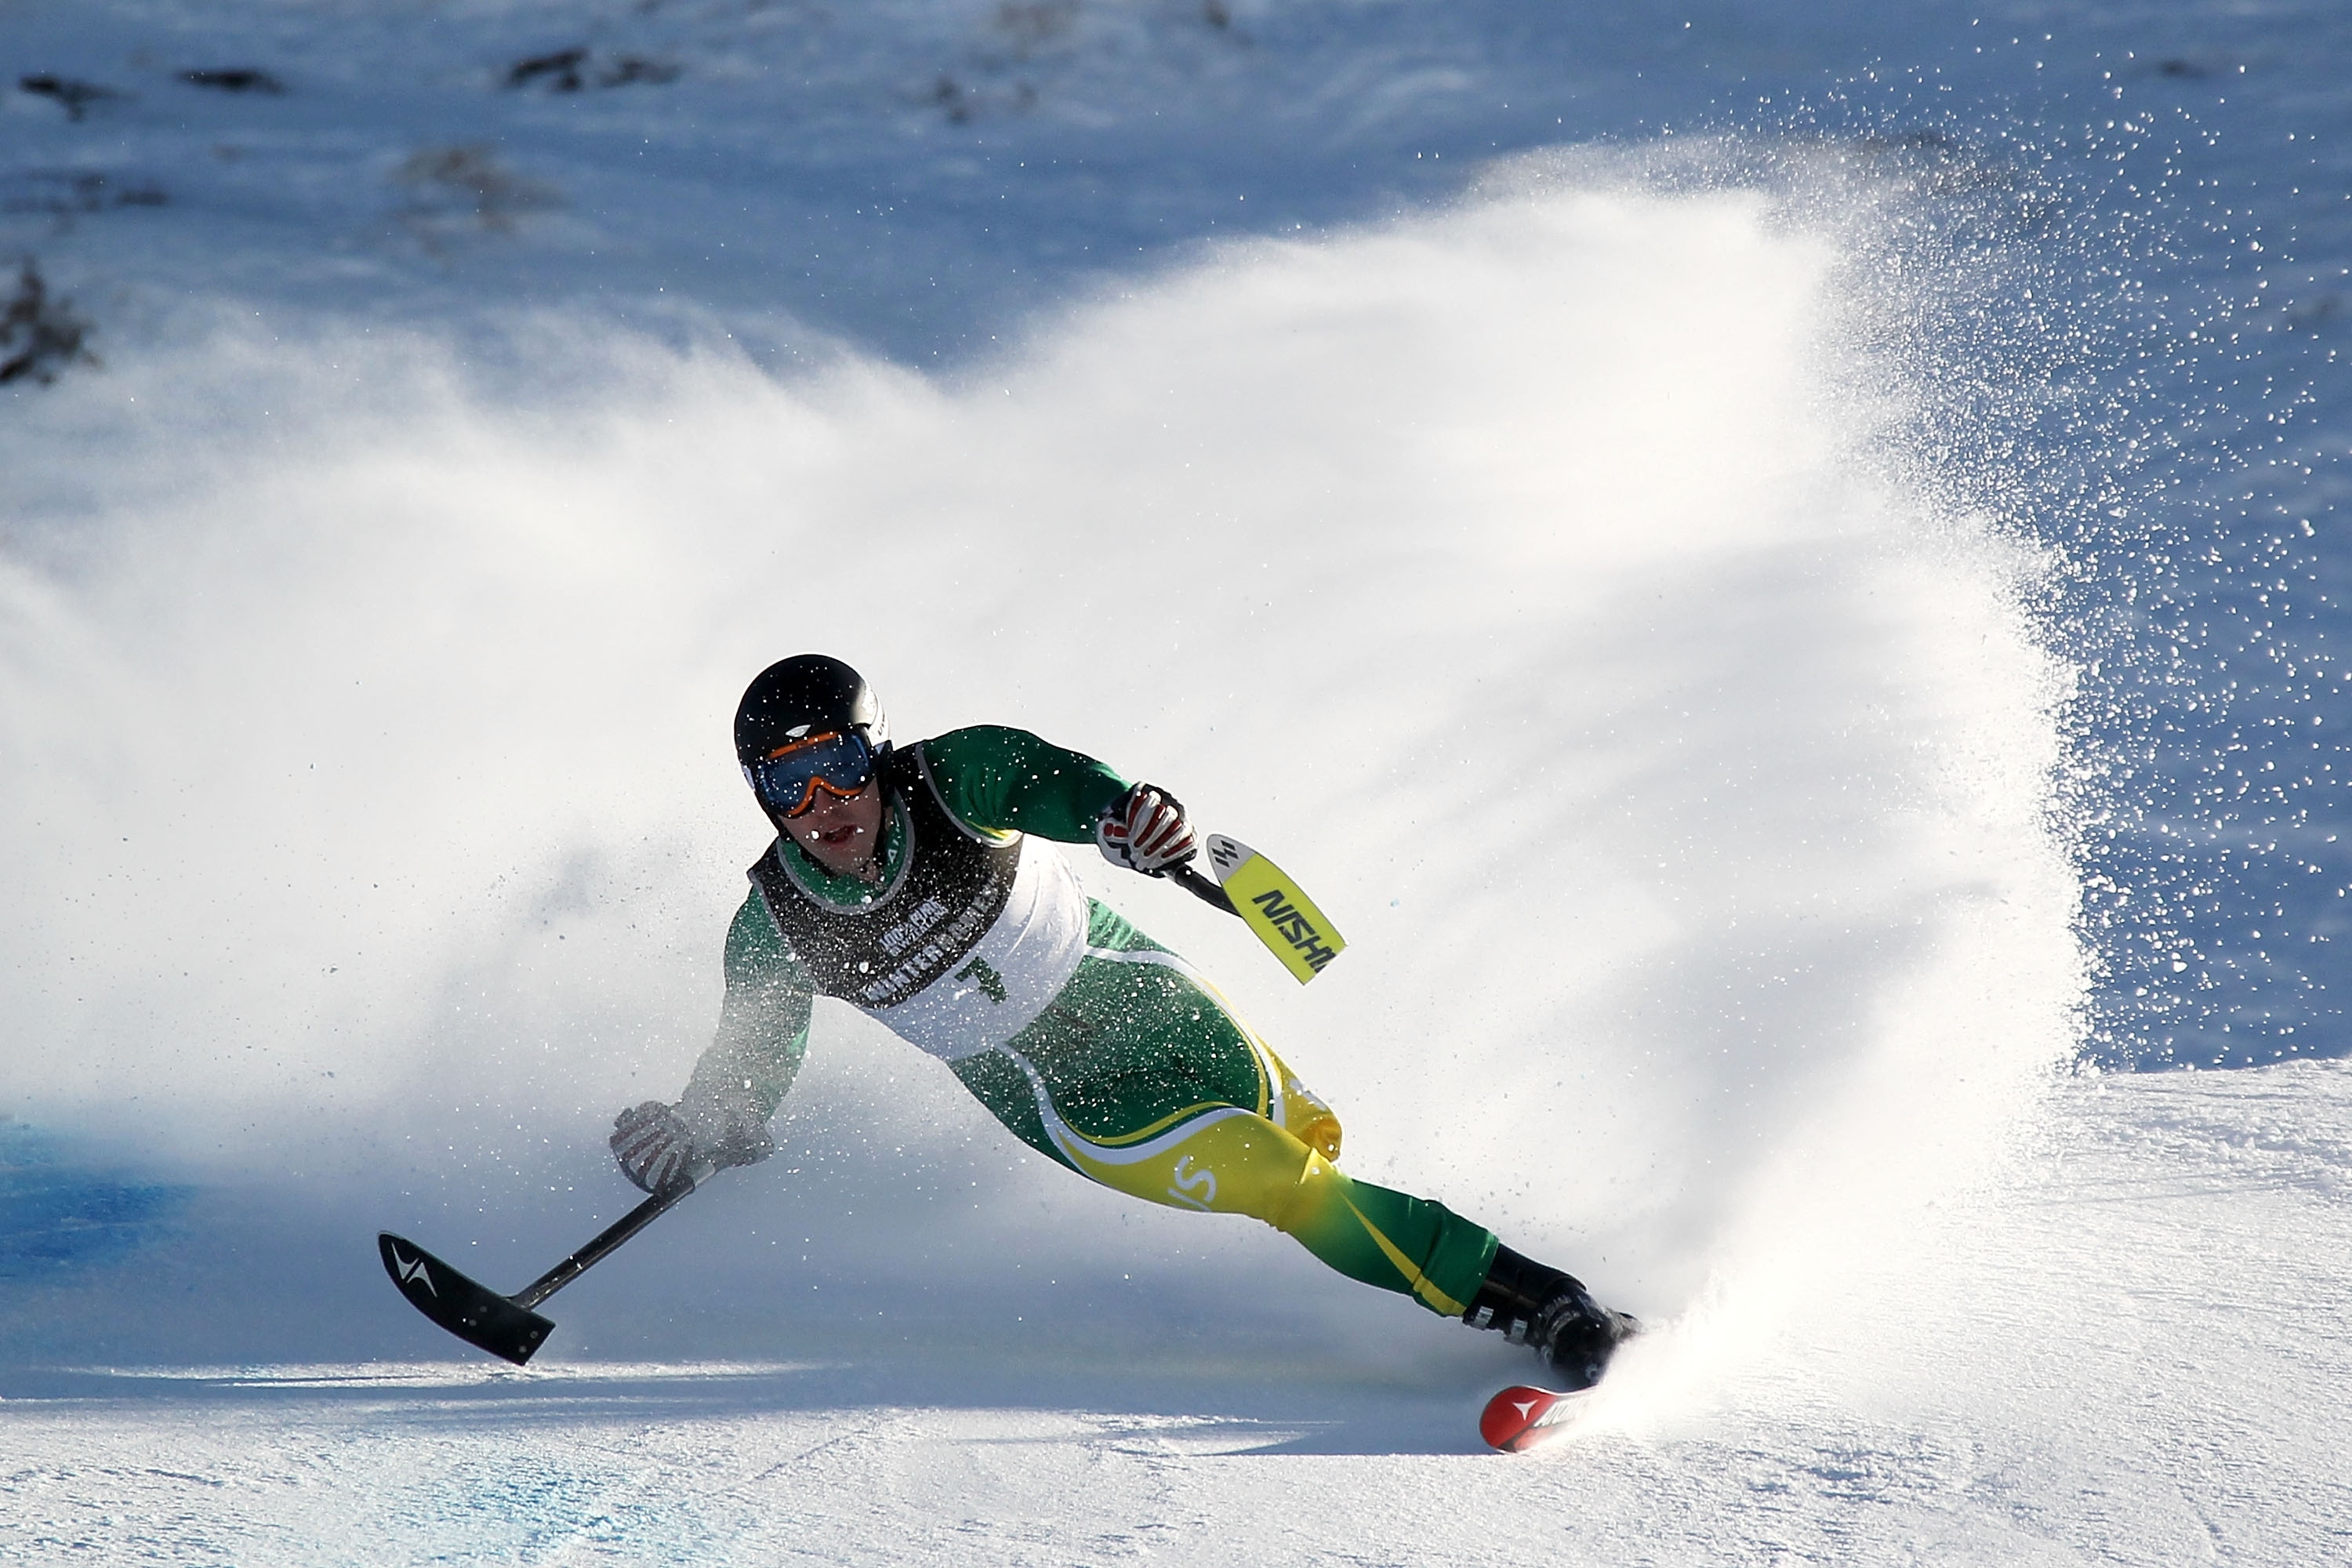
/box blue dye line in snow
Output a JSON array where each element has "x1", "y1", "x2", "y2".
[{"x1": 0, "y1": 1118, "x2": 191, "y2": 1279}]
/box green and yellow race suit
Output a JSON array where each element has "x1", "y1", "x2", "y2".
[{"x1": 678, "y1": 724, "x2": 1498, "y2": 1318}]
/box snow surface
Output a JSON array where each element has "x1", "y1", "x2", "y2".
[
  {"x1": 2, "y1": 1, "x2": 2350, "y2": 1563},
  {"x1": 11, "y1": 1064, "x2": 2352, "y2": 1563}
]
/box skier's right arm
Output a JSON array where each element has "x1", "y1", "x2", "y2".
[
  {"x1": 611, "y1": 894, "x2": 814, "y2": 1193},
  {"x1": 919, "y1": 726, "x2": 1196, "y2": 876}
]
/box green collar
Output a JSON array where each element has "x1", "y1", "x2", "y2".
[{"x1": 781, "y1": 793, "x2": 909, "y2": 906}]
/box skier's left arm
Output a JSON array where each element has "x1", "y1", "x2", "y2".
[
  {"x1": 921, "y1": 724, "x2": 1196, "y2": 875},
  {"x1": 681, "y1": 893, "x2": 812, "y2": 1126},
  {"x1": 610, "y1": 895, "x2": 812, "y2": 1192}
]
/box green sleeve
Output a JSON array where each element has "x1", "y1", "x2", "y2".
[
  {"x1": 679, "y1": 892, "x2": 813, "y2": 1124},
  {"x1": 919, "y1": 725, "x2": 1132, "y2": 843}
]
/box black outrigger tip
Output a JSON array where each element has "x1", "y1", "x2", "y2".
[
  {"x1": 377, "y1": 1168, "x2": 706, "y2": 1365},
  {"x1": 379, "y1": 1232, "x2": 554, "y2": 1366}
]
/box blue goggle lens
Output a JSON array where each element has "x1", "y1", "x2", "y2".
[{"x1": 746, "y1": 731, "x2": 876, "y2": 817}]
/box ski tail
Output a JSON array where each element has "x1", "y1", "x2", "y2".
[{"x1": 377, "y1": 1232, "x2": 554, "y2": 1366}]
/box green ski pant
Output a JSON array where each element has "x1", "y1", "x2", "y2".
[{"x1": 951, "y1": 902, "x2": 1497, "y2": 1317}]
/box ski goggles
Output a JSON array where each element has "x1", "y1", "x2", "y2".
[{"x1": 745, "y1": 730, "x2": 877, "y2": 818}]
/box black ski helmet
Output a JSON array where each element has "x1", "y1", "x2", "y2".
[{"x1": 733, "y1": 654, "x2": 887, "y2": 771}]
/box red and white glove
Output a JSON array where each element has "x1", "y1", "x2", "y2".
[
  {"x1": 609, "y1": 1097, "x2": 774, "y2": 1194},
  {"x1": 1095, "y1": 782, "x2": 1198, "y2": 877}
]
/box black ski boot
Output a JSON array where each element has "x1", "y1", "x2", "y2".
[{"x1": 1461, "y1": 1244, "x2": 1639, "y2": 1391}]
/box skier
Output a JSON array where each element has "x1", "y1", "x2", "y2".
[{"x1": 609, "y1": 655, "x2": 1638, "y2": 1387}]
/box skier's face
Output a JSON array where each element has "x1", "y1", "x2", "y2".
[{"x1": 782, "y1": 778, "x2": 886, "y2": 879}]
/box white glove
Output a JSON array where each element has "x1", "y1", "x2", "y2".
[
  {"x1": 1095, "y1": 782, "x2": 1197, "y2": 877},
  {"x1": 609, "y1": 1098, "x2": 774, "y2": 1194}
]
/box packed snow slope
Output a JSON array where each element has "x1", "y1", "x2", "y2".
[
  {"x1": 10, "y1": 1062, "x2": 2350, "y2": 1566},
  {"x1": 2, "y1": 1, "x2": 2350, "y2": 1564}
]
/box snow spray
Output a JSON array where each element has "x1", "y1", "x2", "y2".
[{"x1": 0, "y1": 162, "x2": 2083, "y2": 1374}]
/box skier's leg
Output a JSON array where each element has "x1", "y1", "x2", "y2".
[
  {"x1": 963, "y1": 1024, "x2": 1636, "y2": 1377},
  {"x1": 999, "y1": 1055, "x2": 1497, "y2": 1317},
  {"x1": 949, "y1": 902, "x2": 1495, "y2": 1315}
]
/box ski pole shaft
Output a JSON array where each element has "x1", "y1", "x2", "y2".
[
  {"x1": 510, "y1": 1164, "x2": 711, "y2": 1312},
  {"x1": 1167, "y1": 862, "x2": 1238, "y2": 914}
]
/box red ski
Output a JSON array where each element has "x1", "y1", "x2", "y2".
[{"x1": 1479, "y1": 1384, "x2": 1589, "y2": 1453}]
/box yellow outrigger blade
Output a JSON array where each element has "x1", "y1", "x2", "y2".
[{"x1": 1204, "y1": 833, "x2": 1347, "y2": 983}]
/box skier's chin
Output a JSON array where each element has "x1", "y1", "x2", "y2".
[{"x1": 794, "y1": 819, "x2": 872, "y2": 876}]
